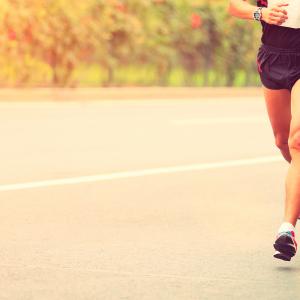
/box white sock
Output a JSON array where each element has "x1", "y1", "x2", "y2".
[{"x1": 278, "y1": 222, "x2": 295, "y2": 233}]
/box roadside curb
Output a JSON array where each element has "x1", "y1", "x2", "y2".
[{"x1": 0, "y1": 87, "x2": 263, "y2": 101}]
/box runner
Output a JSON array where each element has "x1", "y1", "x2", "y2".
[{"x1": 228, "y1": 0, "x2": 300, "y2": 261}]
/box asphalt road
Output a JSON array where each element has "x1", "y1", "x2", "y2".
[{"x1": 0, "y1": 96, "x2": 297, "y2": 300}]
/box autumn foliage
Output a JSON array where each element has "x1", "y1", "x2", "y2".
[{"x1": 0, "y1": 0, "x2": 261, "y2": 87}]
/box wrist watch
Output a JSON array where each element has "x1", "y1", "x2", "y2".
[{"x1": 253, "y1": 7, "x2": 263, "y2": 21}]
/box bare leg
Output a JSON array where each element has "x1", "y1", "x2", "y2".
[
  {"x1": 285, "y1": 80, "x2": 300, "y2": 226},
  {"x1": 263, "y1": 86, "x2": 292, "y2": 163}
]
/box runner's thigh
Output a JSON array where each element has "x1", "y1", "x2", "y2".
[
  {"x1": 289, "y1": 79, "x2": 300, "y2": 148},
  {"x1": 263, "y1": 86, "x2": 291, "y2": 143}
]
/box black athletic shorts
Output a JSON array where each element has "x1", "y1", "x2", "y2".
[{"x1": 256, "y1": 43, "x2": 300, "y2": 92}]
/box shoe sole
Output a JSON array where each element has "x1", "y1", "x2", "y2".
[
  {"x1": 273, "y1": 252, "x2": 291, "y2": 261},
  {"x1": 273, "y1": 235, "x2": 296, "y2": 258}
]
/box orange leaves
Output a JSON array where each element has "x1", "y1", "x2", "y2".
[
  {"x1": 7, "y1": 28, "x2": 17, "y2": 40},
  {"x1": 191, "y1": 13, "x2": 202, "y2": 29},
  {"x1": 115, "y1": 2, "x2": 127, "y2": 13},
  {"x1": 23, "y1": 24, "x2": 33, "y2": 43}
]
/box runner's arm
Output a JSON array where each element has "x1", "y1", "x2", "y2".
[
  {"x1": 228, "y1": 0, "x2": 289, "y2": 25},
  {"x1": 228, "y1": 0, "x2": 261, "y2": 20}
]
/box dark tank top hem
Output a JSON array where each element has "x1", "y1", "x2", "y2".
[
  {"x1": 257, "y1": 0, "x2": 300, "y2": 50},
  {"x1": 260, "y1": 43, "x2": 300, "y2": 53}
]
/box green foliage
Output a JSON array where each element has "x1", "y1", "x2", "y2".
[{"x1": 0, "y1": 0, "x2": 261, "y2": 87}]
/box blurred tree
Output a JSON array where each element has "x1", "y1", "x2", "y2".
[
  {"x1": 0, "y1": 0, "x2": 262, "y2": 87},
  {"x1": 86, "y1": 0, "x2": 144, "y2": 86},
  {"x1": 221, "y1": 15, "x2": 260, "y2": 86},
  {"x1": 34, "y1": 0, "x2": 85, "y2": 86},
  {"x1": 134, "y1": 0, "x2": 177, "y2": 85},
  {"x1": 170, "y1": 1, "x2": 226, "y2": 86}
]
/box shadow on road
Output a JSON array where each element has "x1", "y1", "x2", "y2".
[{"x1": 275, "y1": 266, "x2": 300, "y2": 273}]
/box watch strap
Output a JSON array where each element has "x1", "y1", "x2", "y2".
[{"x1": 254, "y1": 7, "x2": 263, "y2": 21}]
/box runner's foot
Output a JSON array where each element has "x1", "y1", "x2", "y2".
[
  {"x1": 273, "y1": 231, "x2": 297, "y2": 261},
  {"x1": 274, "y1": 250, "x2": 291, "y2": 261}
]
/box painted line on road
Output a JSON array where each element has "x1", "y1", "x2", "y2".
[
  {"x1": 172, "y1": 116, "x2": 267, "y2": 125},
  {"x1": 0, "y1": 155, "x2": 283, "y2": 192}
]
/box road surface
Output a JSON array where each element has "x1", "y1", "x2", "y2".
[{"x1": 0, "y1": 95, "x2": 297, "y2": 300}]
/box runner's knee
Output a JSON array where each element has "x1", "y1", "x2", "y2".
[{"x1": 288, "y1": 129, "x2": 300, "y2": 152}]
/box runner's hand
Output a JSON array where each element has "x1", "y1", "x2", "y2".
[{"x1": 261, "y1": 2, "x2": 289, "y2": 25}]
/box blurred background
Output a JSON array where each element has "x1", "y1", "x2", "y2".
[
  {"x1": 2, "y1": 1, "x2": 292, "y2": 299},
  {"x1": 0, "y1": 0, "x2": 262, "y2": 88}
]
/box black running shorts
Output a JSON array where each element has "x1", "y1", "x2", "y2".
[{"x1": 256, "y1": 44, "x2": 300, "y2": 92}]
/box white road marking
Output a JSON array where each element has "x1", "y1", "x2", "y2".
[
  {"x1": 172, "y1": 116, "x2": 267, "y2": 125},
  {"x1": 0, "y1": 155, "x2": 282, "y2": 192}
]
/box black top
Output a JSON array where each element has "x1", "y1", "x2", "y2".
[{"x1": 257, "y1": 0, "x2": 300, "y2": 49}]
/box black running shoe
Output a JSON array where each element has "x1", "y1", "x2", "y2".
[
  {"x1": 274, "y1": 251, "x2": 292, "y2": 261},
  {"x1": 273, "y1": 231, "x2": 297, "y2": 261}
]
